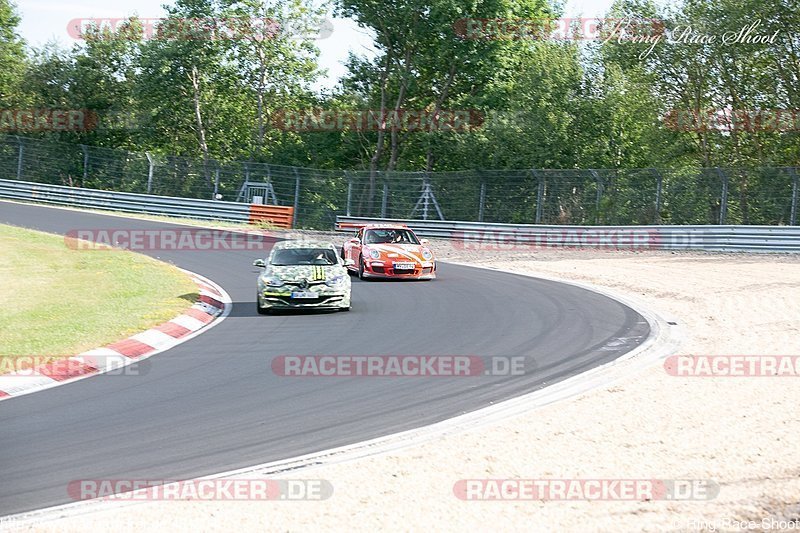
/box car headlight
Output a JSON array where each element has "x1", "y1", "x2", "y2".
[
  {"x1": 421, "y1": 248, "x2": 433, "y2": 260},
  {"x1": 325, "y1": 275, "x2": 347, "y2": 287},
  {"x1": 261, "y1": 276, "x2": 285, "y2": 287},
  {"x1": 369, "y1": 249, "x2": 381, "y2": 259}
]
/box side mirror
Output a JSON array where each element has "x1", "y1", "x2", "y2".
[
  {"x1": 348, "y1": 238, "x2": 360, "y2": 245},
  {"x1": 420, "y1": 239, "x2": 429, "y2": 245},
  {"x1": 253, "y1": 259, "x2": 266, "y2": 268},
  {"x1": 343, "y1": 259, "x2": 355, "y2": 267}
]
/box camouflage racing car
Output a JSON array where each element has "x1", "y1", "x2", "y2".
[{"x1": 253, "y1": 240, "x2": 353, "y2": 314}]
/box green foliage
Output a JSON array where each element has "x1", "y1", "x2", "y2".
[
  {"x1": 0, "y1": 0, "x2": 25, "y2": 106},
  {"x1": 4, "y1": 0, "x2": 799, "y2": 226}
]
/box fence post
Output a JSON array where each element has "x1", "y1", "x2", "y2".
[
  {"x1": 478, "y1": 178, "x2": 486, "y2": 222},
  {"x1": 532, "y1": 169, "x2": 544, "y2": 224},
  {"x1": 81, "y1": 145, "x2": 89, "y2": 184},
  {"x1": 590, "y1": 169, "x2": 603, "y2": 224},
  {"x1": 651, "y1": 168, "x2": 663, "y2": 224},
  {"x1": 213, "y1": 165, "x2": 220, "y2": 200},
  {"x1": 15, "y1": 136, "x2": 23, "y2": 181},
  {"x1": 345, "y1": 171, "x2": 352, "y2": 217},
  {"x1": 292, "y1": 167, "x2": 301, "y2": 227},
  {"x1": 380, "y1": 174, "x2": 388, "y2": 218},
  {"x1": 422, "y1": 176, "x2": 430, "y2": 220},
  {"x1": 145, "y1": 152, "x2": 154, "y2": 194},
  {"x1": 789, "y1": 167, "x2": 799, "y2": 226},
  {"x1": 716, "y1": 167, "x2": 728, "y2": 224}
]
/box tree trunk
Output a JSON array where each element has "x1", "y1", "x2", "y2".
[
  {"x1": 424, "y1": 66, "x2": 457, "y2": 172},
  {"x1": 366, "y1": 53, "x2": 392, "y2": 215},
  {"x1": 190, "y1": 65, "x2": 212, "y2": 190}
]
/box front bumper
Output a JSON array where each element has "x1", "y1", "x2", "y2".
[
  {"x1": 258, "y1": 289, "x2": 351, "y2": 309},
  {"x1": 362, "y1": 261, "x2": 436, "y2": 279}
]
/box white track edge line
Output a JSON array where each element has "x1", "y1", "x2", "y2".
[{"x1": 0, "y1": 261, "x2": 682, "y2": 526}]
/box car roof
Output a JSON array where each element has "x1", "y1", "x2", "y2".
[{"x1": 271, "y1": 239, "x2": 337, "y2": 250}]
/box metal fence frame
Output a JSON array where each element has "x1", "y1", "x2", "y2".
[
  {"x1": 2, "y1": 178, "x2": 799, "y2": 253},
  {"x1": 1, "y1": 134, "x2": 798, "y2": 228}
]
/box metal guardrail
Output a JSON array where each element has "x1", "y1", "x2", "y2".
[
  {"x1": 2, "y1": 178, "x2": 796, "y2": 251},
  {"x1": 336, "y1": 216, "x2": 800, "y2": 253},
  {"x1": 0, "y1": 178, "x2": 251, "y2": 223}
]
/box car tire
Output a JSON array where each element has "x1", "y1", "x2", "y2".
[{"x1": 358, "y1": 255, "x2": 366, "y2": 280}]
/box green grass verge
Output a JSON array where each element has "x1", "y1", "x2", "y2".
[{"x1": 0, "y1": 223, "x2": 198, "y2": 360}]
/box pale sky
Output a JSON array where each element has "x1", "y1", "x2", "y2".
[{"x1": 14, "y1": 0, "x2": 617, "y2": 91}]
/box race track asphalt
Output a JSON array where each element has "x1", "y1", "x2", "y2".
[{"x1": 0, "y1": 201, "x2": 650, "y2": 516}]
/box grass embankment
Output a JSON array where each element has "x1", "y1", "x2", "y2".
[{"x1": 0, "y1": 223, "x2": 197, "y2": 362}]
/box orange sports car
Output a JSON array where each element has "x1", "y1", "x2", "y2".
[{"x1": 341, "y1": 224, "x2": 436, "y2": 280}]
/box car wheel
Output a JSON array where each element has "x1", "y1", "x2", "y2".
[{"x1": 358, "y1": 255, "x2": 366, "y2": 280}]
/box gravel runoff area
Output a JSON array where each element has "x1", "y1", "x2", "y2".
[{"x1": 19, "y1": 235, "x2": 800, "y2": 533}]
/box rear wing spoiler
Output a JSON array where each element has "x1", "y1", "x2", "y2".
[{"x1": 335, "y1": 222, "x2": 409, "y2": 232}]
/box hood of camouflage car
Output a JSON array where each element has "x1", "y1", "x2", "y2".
[{"x1": 267, "y1": 264, "x2": 344, "y2": 282}]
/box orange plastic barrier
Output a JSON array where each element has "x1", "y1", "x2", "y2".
[{"x1": 248, "y1": 204, "x2": 294, "y2": 228}]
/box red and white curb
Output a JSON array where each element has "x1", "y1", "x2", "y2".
[{"x1": 0, "y1": 270, "x2": 231, "y2": 400}]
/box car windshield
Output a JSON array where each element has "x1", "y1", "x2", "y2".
[
  {"x1": 271, "y1": 248, "x2": 338, "y2": 266},
  {"x1": 364, "y1": 229, "x2": 420, "y2": 245}
]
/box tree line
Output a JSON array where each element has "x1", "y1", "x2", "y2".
[{"x1": 0, "y1": 0, "x2": 798, "y2": 222}]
